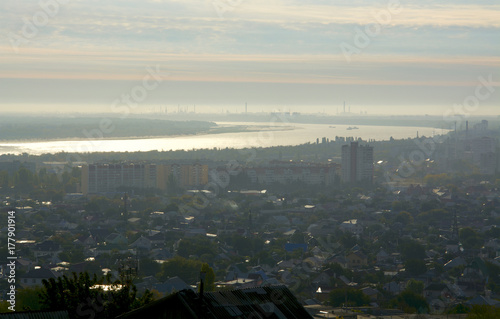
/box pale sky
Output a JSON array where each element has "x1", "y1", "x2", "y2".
[{"x1": 0, "y1": 0, "x2": 499, "y2": 115}]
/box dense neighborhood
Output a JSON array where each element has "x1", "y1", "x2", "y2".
[{"x1": 0, "y1": 123, "x2": 499, "y2": 318}]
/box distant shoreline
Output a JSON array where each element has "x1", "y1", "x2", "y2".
[{"x1": 0, "y1": 123, "x2": 296, "y2": 143}]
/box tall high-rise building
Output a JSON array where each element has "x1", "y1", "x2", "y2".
[{"x1": 341, "y1": 142, "x2": 373, "y2": 184}]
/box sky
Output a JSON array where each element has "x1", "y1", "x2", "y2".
[{"x1": 0, "y1": 0, "x2": 499, "y2": 116}]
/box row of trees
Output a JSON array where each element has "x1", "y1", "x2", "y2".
[{"x1": 0, "y1": 166, "x2": 80, "y2": 197}]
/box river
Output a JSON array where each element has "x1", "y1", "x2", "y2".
[{"x1": 0, "y1": 122, "x2": 445, "y2": 155}]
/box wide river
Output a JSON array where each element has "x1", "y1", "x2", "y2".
[{"x1": 0, "y1": 122, "x2": 445, "y2": 155}]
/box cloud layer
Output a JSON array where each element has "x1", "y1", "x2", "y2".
[{"x1": 0, "y1": 0, "x2": 498, "y2": 114}]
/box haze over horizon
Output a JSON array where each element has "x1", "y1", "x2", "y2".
[{"x1": 1, "y1": 0, "x2": 499, "y2": 116}]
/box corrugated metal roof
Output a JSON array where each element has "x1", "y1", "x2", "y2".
[
  {"x1": 0, "y1": 311, "x2": 69, "y2": 319},
  {"x1": 117, "y1": 285, "x2": 312, "y2": 319}
]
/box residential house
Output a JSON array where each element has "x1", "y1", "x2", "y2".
[
  {"x1": 376, "y1": 249, "x2": 390, "y2": 264},
  {"x1": 33, "y1": 241, "x2": 62, "y2": 260},
  {"x1": 361, "y1": 287, "x2": 380, "y2": 302},
  {"x1": 339, "y1": 219, "x2": 363, "y2": 236},
  {"x1": 105, "y1": 233, "x2": 128, "y2": 245},
  {"x1": 346, "y1": 251, "x2": 368, "y2": 269},
  {"x1": 130, "y1": 236, "x2": 152, "y2": 251},
  {"x1": 20, "y1": 268, "x2": 60, "y2": 287},
  {"x1": 153, "y1": 277, "x2": 193, "y2": 296}
]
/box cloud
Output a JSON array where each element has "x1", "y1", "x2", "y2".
[{"x1": 0, "y1": 0, "x2": 498, "y2": 114}]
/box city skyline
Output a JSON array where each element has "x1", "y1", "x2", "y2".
[{"x1": 1, "y1": 0, "x2": 499, "y2": 115}]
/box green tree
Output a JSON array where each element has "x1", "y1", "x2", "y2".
[
  {"x1": 0, "y1": 300, "x2": 12, "y2": 312},
  {"x1": 405, "y1": 259, "x2": 427, "y2": 276},
  {"x1": 396, "y1": 211, "x2": 413, "y2": 226},
  {"x1": 157, "y1": 256, "x2": 204, "y2": 284},
  {"x1": 467, "y1": 305, "x2": 500, "y2": 319},
  {"x1": 405, "y1": 279, "x2": 424, "y2": 295},
  {"x1": 200, "y1": 263, "x2": 215, "y2": 292},
  {"x1": 0, "y1": 170, "x2": 9, "y2": 189},
  {"x1": 329, "y1": 288, "x2": 369, "y2": 307},
  {"x1": 17, "y1": 286, "x2": 44, "y2": 311},
  {"x1": 177, "y1": 236, "x2": 218, "y2": 261},
  {"x1": 448, "y1": 304, "x2": 470, "y2": 314},
  {"x1": 167, "y1": 174, "x2": 180, "y2": 195},
  {"x1": 391, "y1": 291, "x2": 429, "y2": 314},
  {"x1": 230, "y1": 235, "x2": 264, "y2": 256},
  {"x1": 13, "y1": 167, "x2": 36, "y2": 193},
  {"x1": 400, "y1": 240, "x2": 426, "y2": 260},
  {"x1": 460, "y1": 227, "x2": 483, "y2": 250},
  {"x1": 58, "y1": 246, "x2": 85, "y2": 264},
  {"x1": 39, "y1": 272, "x2": 154, "y2": 319},
  {"x1": 139, "y1": 257, "x2": 162, "y2": 277}
]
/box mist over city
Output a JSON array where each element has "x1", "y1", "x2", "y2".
[{"x1": 0, "y1": 1, "x2": 499, "y2": 318}]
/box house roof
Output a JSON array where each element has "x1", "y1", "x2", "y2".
[
  {"x1": 20, "y1": 268, "x2": 58, "y2": 279},
  {"x1": 34, "y1": 241, "x2": 60, "y2": 251},
  {"x1": 153, "y1": 276, "x2": 192, "y2": 294},
  {"x1": 0, "y1": 310, "x2": 69, "y2": 319},
  {"x1": 106, "y1": 233, "x2": 124, "y2": 241},
  {"x1": 347, "y1": 251, "x2": 367, "y2": 260},
  {"x1": 284, "y1": 243, "x2": 307, "y2": 253},
  {"x1": 465, "y1": 295, "x2": 500, "y2": 306},
  {"x1": 117, "y1": 285, "x2": 313, "y2": 319}
]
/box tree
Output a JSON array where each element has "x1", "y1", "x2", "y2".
[
  {"x1": 447, "y1": 304, "x2": 469, "y2": 314},
  {"x1": 400, "y1": 240, "x2": 426, "y2": 261},
  {"x1": 10, "y1": 287, "x2": 44, "y2": 311},
  {"x1": 13, "y1": 167, "x2": 36, "y2": 193},
  {"x1": 230, "y1": 235, "x2": 264, "y2": 256},
  {"x1": 0, "y1": 170, "x2": 9, "y2": 189},
  {"x1": 177, "y1": 236, "x2": 218, "y2": 261},
  {"x1": 200, "y1": 263, "x2": 215, "y2": 292},
  {"x1": 460, "y1": 227, "x2": 483, "y2": 250},
  {"x1": 157, "y1": 256, "x2": 203, "y2": 284},
  {"x1": 396, "y1": 211, "x2": 413, "y2": 226},
  {"x1": 405, "y1": 279, "x2": 424, "y2": 295},
  {"x1": 391, "y1": 291, "x2": 429, "y2": 314},
  {"x1": 405, "y1": 259, "x2": 427, "y2": 276},
  {"x1": 167, "y1": 174, "x2": 180, "y2": 195},
  {"x1": 139, "y1": 257, "x2": 161, "y2": 277},
  {"x1": 39, "y1": 272, "x2": 154, "y2": 319},
  {"x1": 467, "y1": 305, "x2": 500, "y2": 319},
  {"x1": 58, "y1": 246, "x2": 85, "y2": 264},
  {"x1": 329, "y1": 288, "x2": 369, "y2": 307}
]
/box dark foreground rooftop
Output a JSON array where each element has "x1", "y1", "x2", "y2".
[{"x1": 117, "y1": 285, "x2": 313, "y2": 319}]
